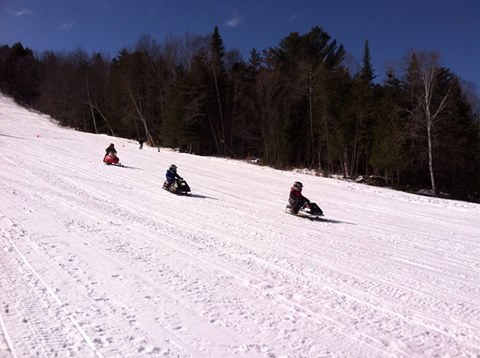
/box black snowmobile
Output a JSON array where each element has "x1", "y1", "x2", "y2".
[
  {"x1": 163, "y1": 178, "x2": 191, "y2": 195},
  {"x1": 286, "y1": 202, "x2": 324, "y2": 220}
]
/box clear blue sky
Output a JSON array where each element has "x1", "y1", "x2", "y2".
[{"x1": 1, "y1": 0, "x2": 479, "y2": 88}]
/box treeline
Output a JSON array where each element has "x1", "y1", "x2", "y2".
[{"x1": 1, "y1": 26, "x2": 479, "y2": 200}]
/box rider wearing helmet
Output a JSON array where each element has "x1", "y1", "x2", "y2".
[
  {"x1": 104, "y1": 143, "x2": 117, "y2": 159},
  {"x1": 165, "y1": 164, "x2": 182, "y2": 188},
  {"x1": 289, "y1": 181, "x2": 310, "y2": 214}
]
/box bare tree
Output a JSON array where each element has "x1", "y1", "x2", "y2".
[
  {"x1": 406, "y1": 52, "x2": 451, "y2": 195},
  {"x1": 87, "y1": 100, "x2": 116, "y2": 137},
  {"x1": 85, "y1": 78, "x2": 98, "y2": 134},
  {"x1": 127, "y1": 87, "x2": 155, "y2": 147}
]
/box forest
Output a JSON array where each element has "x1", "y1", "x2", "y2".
[{"x1": 1, "y1": 26, "x2": 479, "y2": 201}]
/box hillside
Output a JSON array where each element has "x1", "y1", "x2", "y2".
[{"x1": 1, "y1": 94, "x2": 479, "y2": 357}]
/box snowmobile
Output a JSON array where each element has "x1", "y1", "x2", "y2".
[
  {"x1": 103, "y1": 152, "x2": 122, "y2": 166},
  {"x1": 163, "y1": 178, "x2": 191, "y2": 195},
  {"x1": 285, "y1": 202, "x2": 324, "y2": 220}
]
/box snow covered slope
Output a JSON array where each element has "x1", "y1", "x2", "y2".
[{"x1": 1, "y1": 94, "x2": 479, "y2": 357}]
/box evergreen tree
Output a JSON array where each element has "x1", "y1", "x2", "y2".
[
  {"x1": 343, "y1": 39, "x2": 377, "y2": 177},
  {"x1": 269, "y1": 26, "x2": 346, "y2": 169},
  {"x1": 207, "y1": 26, "x2": 228, "y2": 155},
  {"x1": 0, "y1": 43, "x2": 39, "y2": 104},
  {"x1": 369, "y1": 69, "x2": 409, "y2": 186},
  {"x1": 359, "y1": 40, "x2": 375, "y2": 85},
  {"x1": 209, "y1": 26, "x2": 225, "y2": 69}
]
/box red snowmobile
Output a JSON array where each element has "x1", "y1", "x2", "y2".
[{"x1": 103, "y1": 152, "x2": 121, "y2": 166}]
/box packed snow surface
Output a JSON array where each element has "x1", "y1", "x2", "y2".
[{"x1": 1, "y1": 94, "x2": 479, "y2": 357}]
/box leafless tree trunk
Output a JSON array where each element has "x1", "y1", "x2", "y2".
[
  {"x1": 127, "y1": 87, "x2": 155, "y2": 147},
  {"x1": 308, "y1": 69, "x2": 314, "y2": 143},
  {"x1": 85, "y1": 79, "x2": 98, "y2": 134},
  {"x1": 298, "y1": 61, "x2": 322, "y2": 166},
  {"x1": 210, "y1": 64, "x2": 225, "y2": 156},
  {"x1": 342, "y1": 148, "x2": 349, "y2": 178},
  {"x1": 418, "y1": 55, "x2": 451, "y2": 195},
  {"x1": 89, "y1": 102, "x2": 115, "y2": 137},
  {"x1": 322, "y1": 103, "x2": 330, "y2": 172}
]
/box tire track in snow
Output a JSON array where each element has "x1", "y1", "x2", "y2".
[
  {"x1": 120, "y1": 215, "x2": 480, "y2": 356},
  {"x1": 3, "y1": 166, "x2": 390, "y2": 357},
  {"x1": 0, "y1": 292, "x2": 18, "y2": 358},
  {"x1": 0, "y1": 215, "x2": 105, "y2": 358},
  {"x1": 148, "y1": 209, "x2": 480, "y2": 354},
  {"x1": 103, "y1": 220, "x2": 403, "y2": 357},
  {"x1": 1, "y1": 165, "x2": 478, "y2": 356},
  {"x1": 242, "y1": 253, "x2": 480, "y2": 355},
  {"x1": 17, "y1": 162, "x2": 478, "y2": 356},
  {"x1": 0, "y1": 168, "x2": 246, "y2": 355},
  {"x1": 0, "y1": 200, "x2": 199, "y2": 356}
]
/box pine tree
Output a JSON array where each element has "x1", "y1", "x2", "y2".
[
  {"x1": 370, "y1": 69, "x2": 409, "y2": 186},
  {"x1": 344, "y1": 39, "x2": 377, "y2": 177},
  {"x1": 207, "y1": 26, "x2": 228, "y2": 155}
]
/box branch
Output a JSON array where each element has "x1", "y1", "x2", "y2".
[
  {"x1": 84, "y1": 100, "x2": 116, "y2": 137},
  {"x1": 127, "y1": 87, "x2": 156, "y2": 147},
  {"x1": 431, "y1": 86, "x2": 451, "y2": 122}
]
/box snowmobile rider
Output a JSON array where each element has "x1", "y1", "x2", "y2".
[
  {"x1": 165, "y1": 164, "x2": 182, "y2": 188},
  {"x1": 104, "y1": 143, "x2": 117, "y2": 158},
  {"x1": 289, "y1": 181, "x2": 310, "y2": 214}
]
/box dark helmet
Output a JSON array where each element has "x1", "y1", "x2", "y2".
[
  {"x1": 293, "y1": 181, "x2": 303, "y2": 190},
  {"x1": 109, "y1": 143, "x2": 114, "y2": 146},
  {"x1": 169, "y1": 164, "x2": 177, "y2": 172}
]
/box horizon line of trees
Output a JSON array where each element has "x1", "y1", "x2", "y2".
[{"x1": 1, "y1": 26, "x2": 479, "y2": 201}]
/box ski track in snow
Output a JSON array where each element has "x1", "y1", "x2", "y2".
[{"x1": 1, "y1": 94, "x2": 480, "y2": 357}]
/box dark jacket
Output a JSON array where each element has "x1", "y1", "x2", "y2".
[
  {"x1": 288, "y1": 187, "x2": 310, "y2": 214},
  {"x1": 166, "y1": 169, "x2": 181, "y2": 183},
  {"x1": 289, "y1": 187, "x2": 309, "y2": 205},
  {"x1": 105, "y1": 145, "x2": 117, "y2": 155}
]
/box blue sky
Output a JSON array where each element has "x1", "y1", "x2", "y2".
[{"x1": 1, "y1": 0, "x2": 479, "y2": 88}]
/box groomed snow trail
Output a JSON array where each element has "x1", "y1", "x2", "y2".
[{"x1": 1, "y1": 94, "x2": 479, "y2": 357}]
